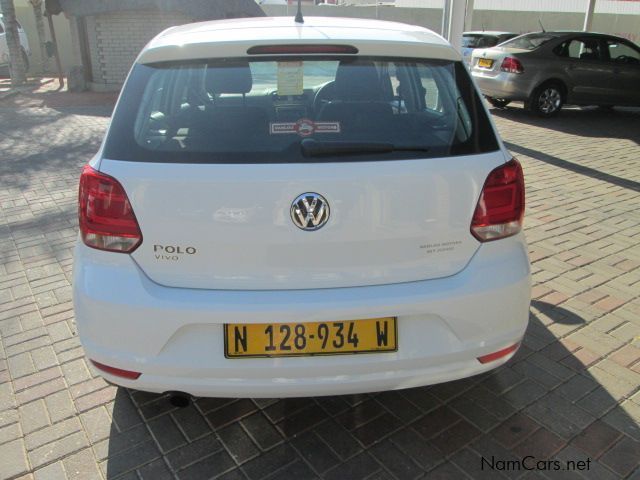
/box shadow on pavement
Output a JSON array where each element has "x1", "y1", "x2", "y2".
[
  {"x1": 490, "y1": 104, "x2": 640, "y2": 193},
  {"x1": 0, "y1": 77, "x2": 117, "y2": 115},
  {"x1": 504, "y1": 141, "x2": 640, "y2": 193},
  {"x1": 105, "y1": 302, "x2": 639, "y2": 479},
  {"x1": 491, "y1": 105, "x2": 640, "y2": 144}
]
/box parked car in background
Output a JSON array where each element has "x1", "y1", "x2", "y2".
[
  {"x1": 462, "y1": 31, "x2": 518, "y2": 65},
  {"x1": 73, "y1": 16, "x2": 531, "y2": 399},
  {"x1": 0, "y1": 14, "x2": 31, "y2": 73},
  {"x1": 471, "y1": 31, "x2": 640, "y2": 116}
]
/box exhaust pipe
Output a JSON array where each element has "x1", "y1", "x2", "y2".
[{"x1": 166, "y1": 391, "x2": 191, "y2": 408}]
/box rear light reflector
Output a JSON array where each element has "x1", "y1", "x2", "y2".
[
  {"x1": 500, "y1": 56, "x2": 524, "y2": 74},
  {"x1": 471, "y1": 158, "x2": 525, "y2": 242},
  {"x1": 78, "y1": 165, "x2": 142, "y2": 253},
  {"x1": 91, "y1": 360, "x2": 141, "y2": 380},
  {"x1": 477, "y1": 343, "x2": 520, "y2": 364},
  {"x1": 247, "y1": 44, "x2": 358, "y2": 55}
]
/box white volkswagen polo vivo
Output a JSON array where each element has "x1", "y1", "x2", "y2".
[{"x1": 73, "y1": 16, "x2": 531, "y2": 399}]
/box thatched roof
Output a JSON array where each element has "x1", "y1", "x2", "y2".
[{"x1": 53, "y1": 0, "x2": 265, "y2": 18}]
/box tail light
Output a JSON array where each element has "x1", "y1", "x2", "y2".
[
  {"x1": 500, "y1": 57, "x2": 524, "y2": 74},
  {"x1": 78, "y1": 165, "x2": 142, "y2": 253},
  {"x1": 471, "y1": 159, "x2": 525, "y2": 242}
]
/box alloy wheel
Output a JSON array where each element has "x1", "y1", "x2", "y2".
[{"x1": 538, "y1": 88, "x2": 561, "y2": 114}]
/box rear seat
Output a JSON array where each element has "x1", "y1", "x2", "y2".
[
  {"x1": 316, "y1": 60, "x2": 394, "y2": 134},
  {"x1": 188, "y1": 61, "x2": 270, "y2": 147}
]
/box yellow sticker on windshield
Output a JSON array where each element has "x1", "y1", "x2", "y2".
[{"x1": 277, "y1": 61, "x2": 304, "y2": 96}]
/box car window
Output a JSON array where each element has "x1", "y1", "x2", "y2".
[
  {"x1": 106, "y1": 56, "x2": 498, "y2": 163},
  {"x1": 605, "y1": 40, "x2": 640, "y2": 64},
  {"x1": 462, "y1": 35, "x2": 498, "y2": 49},
  {"x1": 500, "y1": 33, "x2": 557, "y2": 51},
  {"x1": 497, "y1": 34, "x2": 517, "y2": 44},
  {"x1": 482, "y1": 36, "x2": 499, "y2": 48},
  {"x1": 0, "y1": 22, "x2": 4, "y2": 34},
  {"x1": 555, "y1": 38, "x2": 603, "y2": 61},
  {"x1": 417, "y1": 65, "x2": 443, "y2": 112},
  {"x1": 461, "y1": 36, "x2": 478, "y2": 48}
]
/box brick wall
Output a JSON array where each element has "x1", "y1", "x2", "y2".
[{"x1": 87, "y1": 10, "x2": 192, "y2": 88}]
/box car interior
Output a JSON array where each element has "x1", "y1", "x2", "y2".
[{"x1": 133, "y1": 57, "x2": 476, "y2": 157}]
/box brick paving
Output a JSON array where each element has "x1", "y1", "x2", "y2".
[{"x1": 0, "y1": 98, "x2": 639, "y2": 479}]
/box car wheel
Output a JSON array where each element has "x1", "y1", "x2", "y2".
[
  {"x1": 487, "y1": 97, "x2": 510, "y2": 109},
  {"x1": 529, "y1": 83, "x2": 563, "y2": 117}
]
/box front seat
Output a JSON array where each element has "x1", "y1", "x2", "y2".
[{"x1": 317, "y1": 60, "x2": 393, "y2": 133}]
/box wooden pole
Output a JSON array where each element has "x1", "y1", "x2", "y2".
[{"x1": 45, "y1": 11, "x2": 64, "y2": 89}]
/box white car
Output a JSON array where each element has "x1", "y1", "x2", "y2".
[
  {"x1": 73, "y1": 16, "x2": 531, "y2": 399},
  {"x1": 0, "y1": 15, "x2": 31, "y2": 72}
]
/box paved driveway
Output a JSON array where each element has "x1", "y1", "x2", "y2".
[{"x1": 0, "y1": 101, "x2": 639, "y2": 480}]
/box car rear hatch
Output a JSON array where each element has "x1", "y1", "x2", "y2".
[{"x1": 96, "y1": 55, "x2": 504, "y2": 290}]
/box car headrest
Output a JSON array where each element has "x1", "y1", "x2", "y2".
[
  {"x1": 205, "y1": 62, "x2": 253, "y2": 95},
  {"x1": 334, "y1": 60, "x2": 382, "y2": 101}
]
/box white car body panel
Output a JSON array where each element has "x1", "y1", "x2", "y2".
[{"x1": 101, "y1": 152, "x2": 504, "y2": 290}]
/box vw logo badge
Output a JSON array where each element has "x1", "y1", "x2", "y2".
[{"x1": 290, "y1": 193, "x2": 330, "y2": 231}]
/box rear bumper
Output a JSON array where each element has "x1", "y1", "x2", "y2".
[
  {"x1": 472, "y1": 70, "x2": 535, "y2": 101},
  {"x1": 73, "y1": 234, "x2": 531, "y2": 397}
]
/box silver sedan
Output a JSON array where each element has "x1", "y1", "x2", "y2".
[{"x1": 471, "y1": 31, "x2": 640, "y2": 117}]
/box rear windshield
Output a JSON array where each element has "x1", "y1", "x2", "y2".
[
  {"x1": 500, "y1": 33, "x2": 557, "y2": 51},
  {"x1": 462, "y1": 35, "x2": 500, "y2": 48},
  {"x1": 104, "y1": 56, "x2": 498, "y2": 163}
]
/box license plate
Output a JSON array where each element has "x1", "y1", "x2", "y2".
[
  {"x1": 224, "y1": 317, "x2": 397, "y2": 358},
  {"x1": 478, "y1": 58, "x2": 494, "y2": 68}
]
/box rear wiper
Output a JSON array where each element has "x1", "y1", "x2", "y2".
[{"x1": 301, "y1": 138, "x2": 430, "y2": 157}]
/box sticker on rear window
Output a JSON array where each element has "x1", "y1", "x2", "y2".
[
  {"x1": 270, "y1": 119, "x2": 341, "y2": 137},
  {"x1": 277, "y1": 61, "x2": 304, "y2": 96}
]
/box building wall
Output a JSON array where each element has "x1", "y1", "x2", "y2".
[
  {"x1": 85, "y1": 6, "x2": 443, "y2": 90},
  {"x1": 81, "y1": 4, "x2": 639, "y2": 90},
  {"x1": 264, "y1": 4, "x2": 640, "y2": 43},
  {"x1": 14, "y1": 4, "x2": 74, "y2": 74},
  {"x1": 262, "y1": 5, "x2": 443, "y2": 31},
  {"x1": 85, "y1": 9, "x2": 192, "y2": 89},
  {"x1": 397, "y1": 0, "x2": 640, "y2": 14},
  {"x1": 8, "y1": 1, "x2": 640, "y2": 82},
  {"x1": 470, "y1": 11, "x2": 640, "y2": 43}
]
